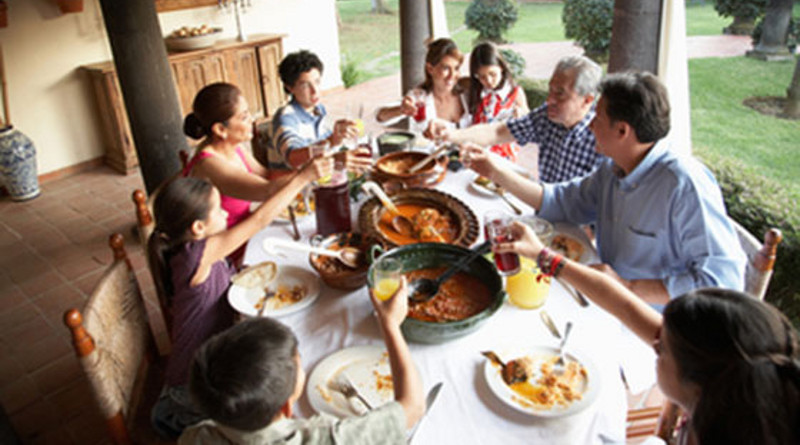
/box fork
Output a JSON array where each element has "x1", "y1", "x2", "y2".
[
  {"x1": 333, "y1": 375, "x2": 373, "y2": 411},
  {"x1": 554, "y1": 321, "x2": 573, "y2": 374}
]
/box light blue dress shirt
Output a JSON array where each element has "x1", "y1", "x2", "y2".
[
  {"x1": 539, "y1": 139, "x2": 746, "y2": 299},
  {"x1": 266, "y1": 99, "x2": 333, "y2": 172}
]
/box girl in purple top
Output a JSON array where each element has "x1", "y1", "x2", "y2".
[{"x1": 149, "y1": 159, "x2": 330, "y2": 439}]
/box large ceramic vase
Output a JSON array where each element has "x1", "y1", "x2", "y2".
[{"x1": 0, "y1": 126, "x2": 40, "y2": 201}]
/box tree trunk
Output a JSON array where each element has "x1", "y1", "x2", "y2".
[
  {"x1": 372, "y1": 0, "x2": 392, "y2": 14},
  {"x1": 98, "y1": 0, "x2": 186, "y2": 194},
  {"x1": 747, "y1": 0, "x2": 793, "y2": 61},
  {"x1": 608, "y1": 0, "x2": 662, "y2": 74},
  {"x1": 785, "y1": 55, "x2": 800, "y2": 118}
]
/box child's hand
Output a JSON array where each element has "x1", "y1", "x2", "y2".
[
  {"x1": 370, "y1": 276, "x2": 408, "y2": 329},
  {"x1": 302, "y1": 155, "x2": 333, "y2": 182},
  {"x1": 494, "y1": 221, "x2": 544, "y2": 260}
]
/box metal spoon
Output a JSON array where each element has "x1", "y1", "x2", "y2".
[
  {"x1": 408, "y1": 241, "x2": 491, "y2": 303},
  {"x1": 539, "y1": 310, "x2": 562, "y2": 339},
  {"x1": 262, "y1": 237, "x2": 362, "y2": 269},
  {"x1": 361, "y1": 181, "x2": 416, "y2": 237}
]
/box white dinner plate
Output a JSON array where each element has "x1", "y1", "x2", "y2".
[
  {"x1": 307, "y1": 345, "x2": 394, "y2": 418},
  {"x1": 468, "y1": 175, "x2": 501, "y2": 197},
  {"x1": 483, "y1": 345, "x2": 600, "y2": 418},
  {"x1": 549, "y1": 223, "x2": 597, "y2": 265},
  {"x1": 227, "y1": 265, "x2": 320, "y2": 317}
]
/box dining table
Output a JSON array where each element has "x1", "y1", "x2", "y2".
[{"x1": 243, "y1": 156, "x2": 654, "y2": 444}]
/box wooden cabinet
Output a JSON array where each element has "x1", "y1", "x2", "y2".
[{"x1": 83, "y1": 34, "x2": 286, "y2": 174}]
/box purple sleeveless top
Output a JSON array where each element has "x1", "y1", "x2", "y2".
[{"x1": 165, "y1": 239, "x2": 236, "y2": 386}]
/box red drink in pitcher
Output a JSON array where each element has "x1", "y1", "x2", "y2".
[
  {"x1": 484, "y1": 213, "x2": 520, "y2": 276},
  {"x1": 314, "y1": 171, "x2": 351, "y2": 236}
]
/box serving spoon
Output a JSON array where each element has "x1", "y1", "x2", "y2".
[
  {"x1": 362, "y1": 181, "x2": 416, "y2": 237},
  {"x1": 262, "y1": 237, "x2": 362, "y2": 269},
  {"x1": 408, "y1": 241, "x2": 491, "y2": 303}
]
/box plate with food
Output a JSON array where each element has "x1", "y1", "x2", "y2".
[
  {"x1": 307, "y1": 345, "x2": 394, "y2": 418},
  {"x1": 469, "y1": 175, "x2": 501, "y2": 197},
  {"x1": 549, "y1": 224, "x2": 595, "y2": 264},
  {"x1": 252, "y1": 193, "x2": 315, "y2": 224},
  {"x1": 227, "y1": 264, "x2": 320, "y2": 318},
  {"x1": 483, "y1": 345, "x2": 600, "y2": 418}
]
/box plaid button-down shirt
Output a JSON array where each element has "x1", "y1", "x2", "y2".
[{"x1": 507, "y1": 104, "x2": 602, "y2": 183}]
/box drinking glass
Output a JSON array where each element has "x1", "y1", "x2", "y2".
[
  {"x1": 309, "y1": 140, "x2": 332, "y2": 184},
  {"x1": 484, "y1": 210, "x2": 520, "y2": 276},
  {"x1": 371, "y1": 257, "x2": 402, "y2": 301},
  {"x1": 409, "y1": 88, "x2": 426, "y2": 123}
]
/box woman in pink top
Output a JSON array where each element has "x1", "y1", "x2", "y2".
[{"x1": 183, "y1": 83, "x2": 306, "y2": 229}]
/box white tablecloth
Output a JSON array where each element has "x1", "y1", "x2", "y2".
[{"x1": 244, "y1": 167, "x2": 630, "y2": 445}]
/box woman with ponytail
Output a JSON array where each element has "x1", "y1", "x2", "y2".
[{"x1": 495, "y1": 221, "x2": 800, "y2": 445}]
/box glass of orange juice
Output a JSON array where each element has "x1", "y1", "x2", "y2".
[
  {"x1": 506, "y1": 256, "x2": 551, "y2": 309},
  {"x1": 371, "y1": 257, "x2": 402, "y2": 301}
]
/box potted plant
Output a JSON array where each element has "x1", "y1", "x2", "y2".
[{"x1": 714, "y1": 0, "x2": 768, "y2": 35}]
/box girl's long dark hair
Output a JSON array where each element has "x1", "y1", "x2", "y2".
[
  {"x1": 147, "y1": 177, "x2": 214, "y2": 301},
  {"x1": 467, "y1": 42, "x2": 515, "y2": 114},
  {"x1": 664, "y1": 289, "x2": 800, "y2": 445}
]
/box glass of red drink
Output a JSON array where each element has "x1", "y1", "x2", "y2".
[
  {"x1": 409, "y1": 88, "x2": 426, "y2": 123},
  {"x1": 484, "y1": 210, "x2": 520, "y2": 276},
  {"x1": 314, "y1": 162, "x2": 352, "y2": 236}
]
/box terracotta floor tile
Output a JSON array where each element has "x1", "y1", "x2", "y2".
[
  {"x1": 14, "y1": 269, "x2": 67, "y2": 299},
  {"x1": 0, "y1": 375, "x2": 41, "y2": 414},
  {"x1": 53, "y1": 253, "x2": 105, "y2": 282},
  {"x1": 0, "y1": 224, "x2": 22, "y2": 249},
  {"x1": 33, "y1": 284, "x2": 86, "y2": 326},
  {"x1": 8, "y1": 398, "x2": 61, "y2": 441},
  {"x1": 0, "y1": 313, "x2": 53, "y2": 347},
  {"x1": 2, "y1": 252, "x2": 49, "y2": 285},
  {"x1": 31, "y1": 354, "x2": 83, "y2": 398},
  {"x1": 0, "y1": 355, "x2": 27, "y2": 388},
  {"x1": 71, "y1": 269, "x2": 105, "y2": 298},
  {"x1": 13, "y1": 334, "x2": 72, "y2": 373},
  {"x1": 45, "y1": 377, "x2": 94, "y2": 423},
  {"x1": 0, "y1": 284, "x2": 26, "y2": 313},
  {"x1": 24, "y1": 228, "x2": 72, "y2": 254},
  {"x1": 28, "y1": 426, "x2": 78, "y2": 445},
  {"x1": 0, "y1": 302, "x2": 41, "y2": 332},
  {"x1": 64, "y1": 405, "x2": 108, "y2": 445}
]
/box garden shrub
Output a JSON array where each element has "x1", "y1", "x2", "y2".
[
  {"x1": 518, "y1": 77, "x2": 548, "y2": 109},
  {"x1": 340, "y1": 57, "x2": 361, "y2": 88},
  {"x1": 562, "y1": 0, "x2": 613, "y2": 62},
  {"x1": 499, "y1": 48, "x2": 526, "y2": 79},
  {"x1": 713, "y1": 0, "x2": 768, "y2": 21},
  {"x1": 704, "y1": 155, "x2": 800, "y2": 329},
  {"x1": 465, "y1": 0, "x2": 519, "y2": 43}
]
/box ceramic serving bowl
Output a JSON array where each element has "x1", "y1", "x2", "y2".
[
  {"x1": 164, "y1": 28, "x2": 223, "y2": 51},
  {"x1": 308, "y1": 232, "x2": 376, "y2": 290},
  {"x1": 358, "y1": 187, "x2": 479, "y2": 249},
  {"x1": 370, "y1": 150, "x2": 447, "y2": 190},
  {"x1": 376, "y1": 131, "x2": 415, "y2": 156},
  {"x1": 368, "y1": 243, "x2": 505, "y2": 344}
]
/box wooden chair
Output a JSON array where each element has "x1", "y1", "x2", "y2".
[
  {"x1": 730, "y1": 220, "x2": 782, "y2": 300},
  {"x1": 132, "y1": 189, "x2": 173, "y2": 335},
  {"x1": 64, "y1": 234, "x2": 169, "y2": 445},
  {"x1": 251, "y1": 116, "x2": 272, "y2": 169},
  {"x1": 626, "y1": 223, "x2": 783, "y2": 443}
]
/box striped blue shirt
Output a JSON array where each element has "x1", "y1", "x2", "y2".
[{"x1": 266, "y1": 99, "x2": 333, "y2": 172}]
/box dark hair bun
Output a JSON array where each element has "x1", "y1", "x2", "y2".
[{"x1": 183, "y1": 113, "x2": 206, "y2": 139}]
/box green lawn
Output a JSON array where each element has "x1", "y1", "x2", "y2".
[{"x1": 689, "y1": 56, "x2": 799, "y2": 204}]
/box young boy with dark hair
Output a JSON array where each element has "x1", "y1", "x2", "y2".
[
  {"x1": 265, "y1": 49, "x2": 371, "y2": 176},
  {"x1": 179, "y1": 279, "x2": 424, "y2": 444}
]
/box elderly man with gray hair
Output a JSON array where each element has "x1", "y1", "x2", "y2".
[{"x1": 429, "y1": 55, "x2": 603, "y2": 183}]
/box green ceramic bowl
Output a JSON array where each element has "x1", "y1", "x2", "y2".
[{"x1": 368, "y1": 243, "x2": 505, "y2": 344}]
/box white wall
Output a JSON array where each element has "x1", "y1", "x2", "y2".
[{"x1": 0, "y1": 0, "x2": 341, "y2": 176}]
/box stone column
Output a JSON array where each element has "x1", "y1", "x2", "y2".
[
  {"x1": 98, "y1": 0, "x2": 187, "y2": 194},
  {"x1": 746, "y1": 0, "x2": 794, "y2": 62},
  {"x1": 400, "y1": 0, "x2": 431, "y2": 94},
  {"x1": 608, "y1": 0, "x2": 662, "y2": 74}
]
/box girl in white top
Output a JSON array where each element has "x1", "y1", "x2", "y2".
[{"x1": 376, "y1": 38, "x2": 471, "y2": 134}]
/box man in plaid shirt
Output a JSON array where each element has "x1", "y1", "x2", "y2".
[{"x1": 429, "y1": 55, "x2": 603, "y2": 183}]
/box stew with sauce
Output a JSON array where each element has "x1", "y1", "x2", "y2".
[
  {"x1": 378, "y1": 204, "x2": 457, "y2": 245},
  {"x1": 406, "y1": 267, "x2": 493, "y2": 322}
]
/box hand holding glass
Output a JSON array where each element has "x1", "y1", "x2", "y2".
[
  {"x1": 484, "y1": 211, "x2": 520, "y2": 276},
  {"x1": 371, "y1": 257, "x2": 402, "y2": 301}
]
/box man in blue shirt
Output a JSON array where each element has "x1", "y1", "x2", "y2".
[
  {"x1": 430, "y1": 55, "x2": 604, "y2": 183},
  {"x1": 264, "y1": 50, "x2": 371, "y2": 175},
  {"x1": 464, "y1": 72, "x2": 746, "y2": 305}
]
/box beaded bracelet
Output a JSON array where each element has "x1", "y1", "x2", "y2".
[{"x1": 537, "y1": 247, "x2": 565, "y2": 278}]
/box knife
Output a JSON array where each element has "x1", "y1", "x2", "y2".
[
  {"x1": 557, "y1": 277, "x2": 590, "y2": 307},
  {"x1": 408, "y1": 382, "x2": 444, "y2": 443}
]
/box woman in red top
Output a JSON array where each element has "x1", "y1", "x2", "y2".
[{"x1": 468, "y1": 42, "x2": 529, "y2": 161}]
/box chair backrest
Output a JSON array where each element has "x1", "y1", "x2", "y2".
[
  {"x1": 730, "y1": 219, "x2": 782, "y2": 300},
  {"x1": 627, "y1": 400, "x2": 683, "y2": 444},
  {"x1": 64, "y1": 234, "x2": 157, "y2": 445},
  {"x1": 251, "y1": 117, "x2": 272, "y2": 169},
  {"x1": 132, "y1": 189, "x2": 173, "y2": 336}
]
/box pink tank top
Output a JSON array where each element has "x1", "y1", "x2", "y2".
[{"x1": 183, "y1": 146, "x2": 253, "y2": 228}]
